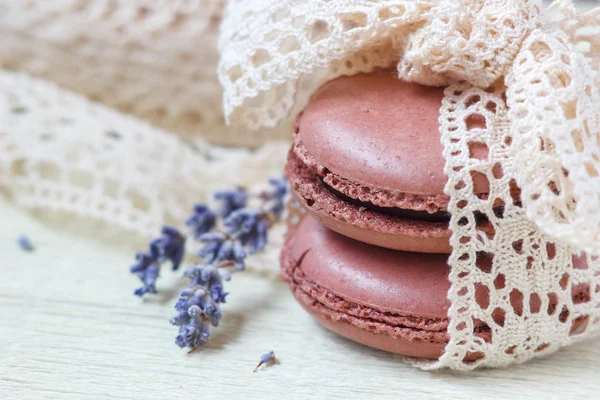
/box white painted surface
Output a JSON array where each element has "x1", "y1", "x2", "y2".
[
  {"x1": 3, "y1": 3, "x2": 600, "y2": 397},
  {"x1": 1, "y1": 201, "x2": 599, "y2": 400}
]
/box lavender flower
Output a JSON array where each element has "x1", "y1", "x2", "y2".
[
  {"x1": 171, "y1": 264, "x2": 231, "y2": 349},
  {"x1": 214, "y1": 187, "x2": 248, "y2": 217},
  {"x1": 130, "y1": 226, "x2": 185, "y2": 296},
  {"x1": 254, "y1": 350, "x2": 277, "y2": 372},
  {"x1": 152, "y1": 226, "x2": 186, "y2": 271},
  {"x1": 130, "y1": 175, "x2": 287, "y2": 352},
  {"x1": 17, "y1": 235, "x2": 34, "y2": 252},
  {"x1": 197, "y1": 232, "x2": 246, "y2": 270},
  {"x1": 130, "y1": 250, "x2": 160, "y2": 296},
  {"x1": 174, "y1": 305, "x2": 212, "y2": 350},
  {"x1": 225, "y1": 208, "x2": 269, "y2": 254},
  {"x1": 186, "y1": 204, "x2": 216, "y2": 238},
  {"x1": 183, "y1": 264, "x2": 231, "y2": 292},
  {"x1": 262, "y1": 176, "x2": 288, "y2": 217}
]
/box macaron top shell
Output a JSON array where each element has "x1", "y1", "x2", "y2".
[
  {"x1": 288, "y1": 217, "x2": 451, "y2": 319},
  {"x1": 297, "y1": 70, "x2": 447, "y2": 196}
]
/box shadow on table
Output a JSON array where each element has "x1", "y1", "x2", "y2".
[{"x1": 311, "y1": 318, "x2": 600, "y2": 391}]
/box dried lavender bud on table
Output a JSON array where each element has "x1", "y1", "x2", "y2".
[
  {"x1": 17, "y1": 235, "x2": 34, "y2": 251},
  {"x1": 130, "y1": 226, "x2": 186, "y2": 296},
  {"x1": 254, "y1": 350, "x2": 277, "y2": 373}
]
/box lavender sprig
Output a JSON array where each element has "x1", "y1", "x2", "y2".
[
  {"x1": 197, "y1": 232, "x2": 246, "y2": 270},
  {"x1": 172, "y1": 265, "x2": 231, "y2": 350},
  {"x1": 254, "y1": 350, "x2": 277, "y2": 373},
  {"x1": 263, "y1": 176, "x2": 287, "y2": 218},
  {"x1": 129, "y1": 176, "x2": 288, "y2": 351},
  {"x1": 214, "y1": 187, "x2": 248, "y2": 217},
  {"x1": 130, "y1": 226, "x2": 186, "y2": 296},
  {"x1": 186, "y1": 204, "x2": 216, "y2": 238}
]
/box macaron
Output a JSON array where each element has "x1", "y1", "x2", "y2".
[
  {"x1": 285, "y1": 70, "x2": 491, "y2": 253},
  {"x1": 282, "y1": 216, "x2": 467, "y2": 359},
  {"x1": 281, "y1": 216, "x2": 588, "y2": 360}
]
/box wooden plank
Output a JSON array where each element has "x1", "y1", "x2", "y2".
[{"x1": 1, "y1": 200, "x2": 599, "y2": 400}]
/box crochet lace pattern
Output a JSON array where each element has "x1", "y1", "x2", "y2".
[
  {"x1": 0, "y1": 0, "x2": 289, "y2": 147},
  {"x1": 217, "y1": 0, "x2": 600, "y2": 369},
  {"x1": 0, "y1": 70, "x2": 288, "y2": 267}
]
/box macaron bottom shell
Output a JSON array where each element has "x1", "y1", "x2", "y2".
[
  {"x1": 281, "y1": 216, "x2": 459, "y2": 360},
  {"x1": 282, "y1": 217, "x2": 591, "y2": 362},
  {"x1": 281, "y1": 246, "x2": 448, "y2": 359}
]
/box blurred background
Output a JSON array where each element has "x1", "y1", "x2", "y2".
[
  {"x1": 0, "y1": 0, "x2": 597, "y2": 239},
  {"x1": 0, "y1": 0, "x2": 596, "y2": 149},
  {"x1": 0, "y1": 0, "x2": 291, "y2": 148}
]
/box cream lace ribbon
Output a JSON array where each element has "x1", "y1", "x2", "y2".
[
  {"x1": 0, "y1": 0, "x2": 289, "y2": 147},
  {"x1": 0, "y1": 69, "x2": 288, "y2": 272},
  {"x1": 218, "y1": 0, "x2": 600, "y2": 369}
]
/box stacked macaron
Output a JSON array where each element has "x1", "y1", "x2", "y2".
[
  {"x1": 281, "y1": 71, "x2": 586, "y2": 359},
  {"x1": 287, "y1": 71, "x2": 452, "y2": 254}
]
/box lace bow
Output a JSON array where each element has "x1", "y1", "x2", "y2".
[{"x1": 218, "y1": 0, "x2": 600, "y2": 369}]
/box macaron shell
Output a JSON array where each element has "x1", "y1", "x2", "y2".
[
  {"x1": 285, "y1": 149, "x2": 452, "y2": 253},
  {"x1": 292, "y1": 286, "x2": 448, "y2": 359},
  {"x1": 286, "y1": 216, "x2": 452, "y2": 318},
  {"x1": 282, "y1": 218, "x2": 590, "y2": 360},
  {"x1": 281, "y1": 216, "x2": 451, "y2": 359},
  {"x1": 297, "y1": 70, "x2": 447, "y2": 196}
]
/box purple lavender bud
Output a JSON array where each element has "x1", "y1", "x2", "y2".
[
  {"x1": 148, "y1": 241, "x2": 161, "y2": 259},
  {"x1": 133, "y1": 264, "x2": 159, "y2": 296},
  {"x1": 174, "y1": 299, "x2": 188, "y2": 313},
  {"x1": 211, "y1": 283, "x2": 229, "y2": 303},
  {"x1": 204, "y1": 303, "x2": 222, "y2": 326},
  {"x1": 254, "y1": 350, "x2": 276, "y2": 372},
  {"x1": 232, "y1": 241, "x2": 247, "y2": 270},
  {"x1": 170, "y1": 309, "x2": 189, "y2": 326},
  {"x1": 200, "y1": 265, "x2": 218, "y2": 283},
  {"x1": 184, "y1": 266, "x2": 208, "y2": 287},
  {"x1": 176, "y1": 318, "x2": 201, "y2": 349},
  {"x1": 131, "y1": 251, "x2": 161, "y2": 296},
  {"x1": 225, "y1": 208, "x2": 269, "y2": 254},
  {"x1": 268, "y1": 176, "x2": 287, "y2": 197},
  {"x1": 219, "y1": 269, "x2": 232, "y2": 282},
  {"x1": 214, "y1": 188, "x2": 248, "y2": 217},
  {"x1": 215, "y1": 239, "x2": 234, "y2": 262},
  {"x1": 17, "y1": 235, "x2": 34, "y2": 252},
  {"x1": 148, "y1": 229, "x2": 185, "y2": 272},
  {"x1": 248, "y1": 218, "x2": 269, "y2": 254},
  {"x1": 182, "y1": 266, "x2": 198, "y2": 279},
  {"x1": 157, "y1": 226, "x2": 186, "y2": 270},
  {"x1": 188, "y1": 304, "x2": 203, "y2": 318},
  {"x1": 186, "y1": 204, "x2": 216, "y2": 238},
  {"x1": 175, "y1": 332, "x2": 187, "y2": 349},
  {"x1": 260, "y1": 350, "x2": 276, "y2": 364},
  {"x1": 197, "y1": 232, "x2": 227, "y2": 263},
  {"x1": 265, "y1": 176, "x2": 288, "y2": 217},
  {"x1": 179, "y1": 287, "x2": 196, "y2": 298},
  {"x1": 130, "y1": 252, "x2": 152, "y2": 273},
  {"x1": 198, "y1": 322, "x2": 211, "y2": 346},
  {"x1": 224, "y1": 208, "x2": 259, "y2": 235},
  {"x1": 173, "y1": 301, "x2": 215, "y2": 350}
]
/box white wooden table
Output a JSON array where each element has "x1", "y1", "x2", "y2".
[{"x1": 1, "y1": 199, "x2": 599, "y2": 400}]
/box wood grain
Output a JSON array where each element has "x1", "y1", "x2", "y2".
[{"x1": 1, "y1": 200, "x2": 599, "y2": 400}]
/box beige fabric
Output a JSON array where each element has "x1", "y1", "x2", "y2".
[
  {"x1": 0, "y1": 0, "x2": 289, "y2": 147},
  {"x1": 0, "y1": 70, "x2": 289, "y2": 248},
  {"x1": 218, "y1": 0, "x2": 600, "y2": 369}
]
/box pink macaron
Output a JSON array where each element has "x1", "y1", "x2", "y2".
[
  {"x1": 282, "y1": 217, "x2": 477, "y2": 359},
  {"x1": 285, "y1": 70, "x2": 498, "y2": 253},
  {"x1": 281, "y1": 217, "x2": 589, "y2": 360}
]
